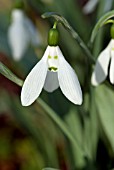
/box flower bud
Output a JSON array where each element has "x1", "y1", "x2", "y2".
[{"x1": 48, "y1": 28, "x2": 59, "y2": 46}]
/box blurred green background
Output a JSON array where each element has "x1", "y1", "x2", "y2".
[{"x1": 1, "y1": 0, "x2": 114, "y2": 170}]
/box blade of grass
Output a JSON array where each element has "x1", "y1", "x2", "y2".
[{"x1": 0, "y1": 62, "x2": 23, "y2": 86}]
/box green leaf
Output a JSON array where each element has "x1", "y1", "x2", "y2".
[
  {"x1": 65, "y1": 107, "x2": 86, "y2": 168},
  {"x1": 0, "y1": 62, "x2": 23, "y2": 86},
  {"x1": 91, "y1": 10, "x2": 114, "y2": 43},
  {"x1": 95, "y1": 84, "x2": 114, "y2": 151},
  {"x1": 42, "y1": 12, "x2": 94, "y2": 63},
  {"x1": 83, "y1": 91, "x2": 99, "y2": 160}
]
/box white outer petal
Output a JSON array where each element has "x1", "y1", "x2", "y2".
[
  {"x1": 110, "y1": 50, "x2": 114, "y2": 84},
  {"x1": 8, "y1": 19, "x2": 30, "y2": 61},
  {"x1": 83, "y1": 0, "x2": 98, "y2": 14},
  {"x1": 44, "y1": 71, "x2": 59, "y2": 92},
  {"x1": 21, "y1": 47, "x2": 49, "y2": 106},
  {"x1": 91, "y1": 40, "x2": 112, "y2": 86},
  {"x1": 57, "y1": 47, "x2": 82, "y2": 105}
]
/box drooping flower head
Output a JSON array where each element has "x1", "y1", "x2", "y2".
[
  {"x1": 91, "y1": 23, "x2": 114, "y2": 86},
  {"x1": 8, "y1": 8, "x2": 41, "y2": 61},
  {"x1": 21, "y1": 22, "x2": 82, "y2": 106}
]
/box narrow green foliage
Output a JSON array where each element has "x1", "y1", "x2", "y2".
[
  {"x1": 95, "y1": 85, "x2": 114, "y2": 151},
  {"x1": 91, "y1": 10, "x2": 114, "y2": 43},
  {"x1": 0, "y1": 62, "x2": 23, "y2": 86}
]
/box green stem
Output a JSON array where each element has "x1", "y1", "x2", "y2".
[
  {"x1": 53, "y1": 21, "x2": 58, "y2": 29},
  {"x1": 67, "y1": 26, "x2": 95, "y2": 63},
  {"x1": 42, "y1": 12, "x2": 95, "y2": 63},
  {"x1": 0, "y1": 62, "x2": 23, "y2": 86},
  {"x1": 93, "y1": 0, "x2": 106, "y2": 58}
]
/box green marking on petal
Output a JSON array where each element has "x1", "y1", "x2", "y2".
[
  {"x1": 48, "y1": 55, "x2": 51, "y2": 59},
  {"x1": 112, "y1": 47, "x2": 114, "y2": 51},
  {"x1": 54, "y1": 56, "x2": 58, "y2": 59},
  {"x1": 48, "y1": 67, "x2": 58, "y2": 71}
]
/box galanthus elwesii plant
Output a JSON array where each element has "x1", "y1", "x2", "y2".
[
  {"x1": 2, "y1": 2, "x2": 114, "y2": 168},
  {"x1": 21, "y1": 22, "x2": 82, "y2": 106},
  {"x1": 91, "y1": 24, "x2": 114, "y2": 86},
  {"x1": 8, "y1": 8, "x2": 41, "y2": 61}
]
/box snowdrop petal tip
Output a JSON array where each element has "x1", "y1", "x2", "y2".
[
  {"x1": 109, "y1": 50, "x2": 114, "y2": 84},
  {"x1": 91, "y1": 72, "x2": 100, "y2": 86},
  {"x1": 91, "y1": 44, "x2": 111, "y2": 86}
]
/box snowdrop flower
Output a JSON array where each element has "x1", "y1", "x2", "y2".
[
  {"x1": 83, "y1": 0, "x2": 113, "y2": 14},
  {"x1": 91, "y1": 38, "x2": 114, "y2": 86},
  {"x1": 8, "y1": 9, "x2": 41, "y2": 61},
  {"x1": 83, "y1": 0, "x2": 98, "y2": 14},
  {"x1": 21, "y1": 27, "x2": 82, "y2": 106}
]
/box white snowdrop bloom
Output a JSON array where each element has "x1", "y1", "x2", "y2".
[
  {"x1": 8, "y1": 9, "x2": 40, "y2": 61},
  {"x1": 83, "y1": 0, "x2": 113, "y2": 14},
  {"x1": 21, "y1": 45, "x2": 82, "y2": 106},
  {"x1": 91, "y1": 39, "x2": 114, "y2": 86},
  {"x1": 83, "y1": 0, "x2": 98, "y2": 14}
]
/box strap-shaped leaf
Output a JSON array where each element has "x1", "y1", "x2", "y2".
[
  {"x1": 91, "y1": 10, "x2": 114, "y2": 43},
  {"x1": 0, "y1": 62, "x2": 23, "y2": 86},
  {"x1": 95, "y1": 84, "x2": 114, "y2": 151}
]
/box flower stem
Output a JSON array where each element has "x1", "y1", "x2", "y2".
[
  {"x1": 53, "y1": 21, "x2": 58, "y2": 29},
  {"x1": 42, "y1": 12, "x2": 95, "y2": 63},
  {"x1": 69, "y1": 27, "x2": 95, "y2": 63}
]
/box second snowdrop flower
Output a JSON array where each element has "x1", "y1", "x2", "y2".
[
  {"x1": 83, "y1": 0, "x2": 98, "y2": 14},
  {"x1": 21, "y1": 23, "x2": 82, "y2": 106},
  {"x1": 91, "y1": 24, "x2": 114, "y2": 86},
  {"x1": 83, "y1": 0, "x2": 113, "y2": 14},
  {"x1": 8, "y1": 9, "x2": 40, "y2": 61}
]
